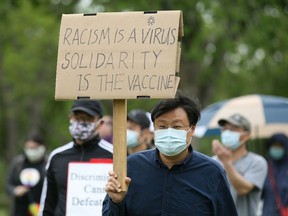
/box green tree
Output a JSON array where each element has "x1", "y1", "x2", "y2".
[
  {"x1": 0, "y1": 0, "x2": 287, "y2": 161},
  {"x1": 1, "y1": 0, "x2": 288, "y2": 213},
  {"x1": 0, "y1": 1, "x2": 67, "y2": 160},
  {"x1": 0, "y1": 0, "x2": 287, "y2": 160}
]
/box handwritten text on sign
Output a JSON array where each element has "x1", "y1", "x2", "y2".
[
  {"x1": 66, "y1": 162, "x2": 112, "y2": 216},
  {"x1": 55, "y1": 11, "x2": 183, "y2": 99}
]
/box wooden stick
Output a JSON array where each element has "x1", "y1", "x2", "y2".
[{"x1": 112, "y1": 99, "x2": 127, "y2": 191}]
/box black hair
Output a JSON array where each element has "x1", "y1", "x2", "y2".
[
  {"x1": 151, "y1": 91, "x2": 201, "y2": 126},
  {"x1": 26, "y1": 131, "x2": 45, "y2": 145}
]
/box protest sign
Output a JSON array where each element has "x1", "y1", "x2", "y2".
[
  {"x1": 66, "y1": 160, "x2": 113, "y2": 216},
  {"x1": 55, "y1": 11, "x2": 183, "y2": 99},
  {"x1": 55, "y1": 10, "x2": 183, "y2": 192}
]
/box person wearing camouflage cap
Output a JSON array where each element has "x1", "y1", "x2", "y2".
[{"x1": 212, "y1": 113, "x2": 268, "y2": 216}]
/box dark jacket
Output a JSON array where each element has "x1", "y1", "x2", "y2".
[
  {"x1": 6, "y1": 154, "x2": 47, "y2": 216},
  {"x1": 103, "y1": 146, "x2": 238, "y2": 216},
  {"x1": 262, "y1": 133, "x2": 288, "y2": 216},
  {"x1": 39, "y1": 135, "x2": 113, "y2": 216}
]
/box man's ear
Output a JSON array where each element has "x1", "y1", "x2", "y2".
[
  {"x1": 190, "y1": 125, "x2": 196, "y2": 136},
  {"x1": 95, "y1": 118, "x2": 104, "y2": 127},
  {"x1": 242, "y1": 131, "x2": 251, "y2": 142},
  {"x1": 142, "y1": 129, "x2": 154, "y2": 145},
  {"x1": 143, "y1": 128, "x2": 153, "y2": 138},
  {"x1": 143, "y1": 128, "x2": 150, "y2": 134}
]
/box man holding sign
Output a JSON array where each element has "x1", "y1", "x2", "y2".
[
  {"x1": 103, "y1": 93, "x2": 238, "y2": 216},
  {"x1": 39, "y1": 100, "x2": 113, "y2": 216}
]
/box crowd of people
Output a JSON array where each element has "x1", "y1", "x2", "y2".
[{"x1": 5, "y1": 93, "x2": 288, "y2": 216}]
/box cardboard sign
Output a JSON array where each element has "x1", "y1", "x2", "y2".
[
  {"x1": 55, "y1": 11, "x2": 183, "y2": 100},
  {"x1": 66, "y1": 160, "x2": 113, "y2": 216}
]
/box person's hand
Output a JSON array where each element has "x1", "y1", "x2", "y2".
[
  {"x1": 14, "y1": 185, "x2": 29, "y2": 197},
  {"x1": 105, "y1": 170, "x2": 131, "y2": 204},
  {"x1": 212, "y1": 139, "x2": 232, "y2": 165}
]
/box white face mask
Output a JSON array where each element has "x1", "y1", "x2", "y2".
[
  {"x1": 69, "y1": 120, "x2": 98, "y2": 141},
  {"x1": 154, "y1": 127, "x2": 191, "y2": 156},
  {"x1": 269, "y1": 146, "x2": 285, "y2": 160},
  {"x1": 24, "y1": 146, "x2": 46, "y2": 163},
  {"x1": 221, "y1": 130, "x2": 242, "y2": 150},
  {"x1": 126, "y1": 129, "x2": 140, "y2": 149}
]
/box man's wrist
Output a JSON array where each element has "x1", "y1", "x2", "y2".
[
  {"x1": 223, "y1": 160, "x2": 233, "y2": 169},
  {"x1": 110, "y1": 197, "x2": 125, "y2": 205}
]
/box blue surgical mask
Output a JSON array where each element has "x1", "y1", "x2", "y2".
[
  {"x1": 154, "y1": 128, "x2": 190, "y2": 156},
  {"x1": 221, "y1": 130, "x2": 241, "y2": 150},
  {"x1": 269, "y1": 146, "x2": 285, "y2": 160},
  {"x1": 126, "y1": 129, "x2": 140, "y2": 149}
]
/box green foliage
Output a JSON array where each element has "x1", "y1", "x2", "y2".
[
  {"x1": 0, "y1": 0, "x2": 288, "y2": 213},
  {"x1": 0, "y1": 0, "x2": 286, "y2": 160},
  {"x1": 0, "y1": 159, "x2": 9, "y2": 215},
  {"x1": 1, "y1": 1, "x2": 67, "y2": 155},
  {"x1": 0, "y1": 0, "x2": 286, "y2": 159}
]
